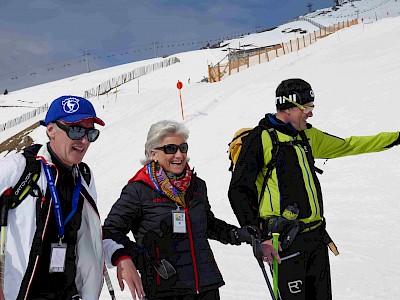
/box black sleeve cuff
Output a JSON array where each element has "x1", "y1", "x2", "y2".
[
  {"x1": 385, "y1": 132, "x2": 400, "y2": 148},
  {"x1": 111, "y1": 247, "x2": 132, "y2": 266}
]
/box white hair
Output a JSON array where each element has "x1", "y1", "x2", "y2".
[{"x1": 141, "y1": 120, "x2": 190, "y2": 165}]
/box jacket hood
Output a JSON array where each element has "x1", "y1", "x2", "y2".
[{"x1": 128, "y1": 165, "x2": 155, "y2": 188}]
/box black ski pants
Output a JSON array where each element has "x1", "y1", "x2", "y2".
[{"x1": 277, "y1": 226, "x2": 332, "y2": 300}]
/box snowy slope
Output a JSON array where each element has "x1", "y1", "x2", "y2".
[{"x1": 1, "y1": 1, "x2": 400, "y2": 299}]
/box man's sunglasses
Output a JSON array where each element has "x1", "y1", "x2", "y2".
[
  {"x1": 283, "y1": 96, "x2": 314, "y2": 114},
  {"x1": 154, "y1": 143, "x2": 188, "y2": 154},
  {"x1": 54, "y1": 121, "x2": 100, "y2": 142}
]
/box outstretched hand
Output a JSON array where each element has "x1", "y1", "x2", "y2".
[{"x1": 117, "y1": 258, "x2": 145, "y2": 300}]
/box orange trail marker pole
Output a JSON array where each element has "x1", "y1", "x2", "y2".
[{"x1": 176, "y1": 80, "x2": 184, "y2": 120}]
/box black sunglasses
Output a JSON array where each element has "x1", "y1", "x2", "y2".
[
  {"x1": 154, "y1": 143, "x2": 188, "y2": 154},
  {"x1": 54, "y1": 121, "x2": 100, "y2": 142}
]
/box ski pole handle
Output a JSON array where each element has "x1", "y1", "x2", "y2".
[
  {"x1": 0, "y1": 196, "x2": 9, "y2": 288},
  {"x1": 251, "y1": 236, "x2": 278, "y2": 300},
  {"x1": 104, "y1": 268, "x2": 116, "y2": 300},
  {"x1": 0, "y1": 228, "x2": 6, "y2": 288},
  {"x1": 272, "y1": 233, "x2": 280, "y2": 299}
]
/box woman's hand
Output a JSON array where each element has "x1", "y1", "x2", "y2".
[{"x1": 117, "y1": 258, "x2": 145, "y2": 300}]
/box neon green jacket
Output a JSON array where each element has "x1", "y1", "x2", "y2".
[{"x1": 228, "y1": 114, "x2": 400, "y2": 228}]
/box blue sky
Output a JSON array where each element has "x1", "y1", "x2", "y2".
[{"x1": 0, "y1": 0, "x2": 334, "y2": 77}]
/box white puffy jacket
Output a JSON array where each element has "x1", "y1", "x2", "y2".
[{"x1": 0, "y1": 145, "x2": 104, "y2": 300}]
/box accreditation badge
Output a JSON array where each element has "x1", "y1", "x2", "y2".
[
  {"x1": 49, "y1": 243, "x2": 67, "y2": 273},
  {"x1": 172, "y1": 210, "x2": 186, "y2": 233}
]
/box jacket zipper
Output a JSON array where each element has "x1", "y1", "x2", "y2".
[
  {"x1": 155, "y1": 170, "x2": 200, "y2": 293},
  {"x1": 24, "y1": 161, "x2": 57, "y2": 299},
  {"x1": 80, "y1": 192, "x2": 104, "y2": 296},
  {"x1": 185, "y1": 208, "x2": 199, "y2": 293},
  {"x1": 183, "y1": 173, "x2": 200, "y2": 294},
  {"x1": 296, "y1": 145, "x2": 319, "y2": 220},
  {"x1": 156, "y1": 246, "x2": 161, "y2": 286}
]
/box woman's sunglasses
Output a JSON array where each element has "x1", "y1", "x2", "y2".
[
  {"x1": 154, "y1": 143, "x2": 188, "y2": 154},
  {"x1": 54, "y1": 121, "x2": 100, "y2": 142}
]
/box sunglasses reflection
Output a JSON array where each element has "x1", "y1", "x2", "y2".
[
  {"x1": 54, "y1": 121, "x2": 100, "y2": 142},
  {"x1": 155, "y1": 143, "x2": 188, "y2": 154}
]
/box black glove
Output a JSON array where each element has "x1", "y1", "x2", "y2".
[
  {"x1": 230, "y1": 225, "x2": 261, "y2": 245},
  {"x1": 266, "y1": 217, "x2": 303, "y2": 250}
]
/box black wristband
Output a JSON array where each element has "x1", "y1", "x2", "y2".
[{"x1": 111, "y1": 247, "x2": 132, "y2": 266}]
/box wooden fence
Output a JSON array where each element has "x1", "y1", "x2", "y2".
[
  {"x1": 0, "y1": 103, "x2": 49, "y2": 133},
  {"x1": 84, "y1": 57, "x2": 180, "y2": 98},
  {"x1": 208, "y1": 19, "x2": 358, "y2": 83}
]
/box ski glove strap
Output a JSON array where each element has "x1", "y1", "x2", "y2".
[{"x1": 231, "y1": 225, "x2": 262, "y2": 245}]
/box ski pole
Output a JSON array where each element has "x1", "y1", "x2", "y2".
[
  {"x1": 272, "y1": 233, "x2": 280, "y2": 299},
  {"x1": 104, "y1": 268, "x2": 116, "y2": 300},
  {"x1": 251, "y1": 236, "x2": 277, "y2": 300},
  {"x1": 0, "y1": 190, "x2": 10, "y2": 288}
]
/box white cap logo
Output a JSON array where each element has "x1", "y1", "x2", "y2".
[{"x1": 62, "y1": 97, "x2": 80, "y2": 114}]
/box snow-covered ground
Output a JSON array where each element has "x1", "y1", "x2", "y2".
[{"x1": 1, "y1": 1, "x2": 400, "y2": 299}]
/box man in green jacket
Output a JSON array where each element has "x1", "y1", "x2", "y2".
[{"x1": 228, "y1": 78, "x2": 400, "y2": 300}]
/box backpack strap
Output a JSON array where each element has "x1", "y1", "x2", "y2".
[
  {"x1": 78, "y1": 162, "x2": 91, "y2": 186},
  {"x1": 258, "y1": 126, "x2": 279, "y2": 203},
  {"x1": 257, "y1": 127, "x2": 323, "y2": 204},
  {"x1": 5, "y1": 145, "x2": 43, "y2": 209},
  {"x1": 77, "y1": 162, "x2": 99, "y2": 217},
  {"x1": 298, "y1": 131, "x2": 323, "y2": 175}
]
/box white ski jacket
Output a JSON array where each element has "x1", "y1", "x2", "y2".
[{"x1": 0, "y1": 145, "x2": 104, "y2": 300}]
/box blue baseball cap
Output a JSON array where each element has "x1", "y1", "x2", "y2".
[{"x1": 40, "y1": 95, "x2": 105, "y2": 126}]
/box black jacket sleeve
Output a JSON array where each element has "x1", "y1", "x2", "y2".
[
  {"x1": 194, "y1": 179, "x2": 238, "y2": 245},
  {"x1": 228, "y1": 127, "x2": 265, "y2": 227},
  {"x1": 103, "y1": 182, "x2": 144, "y2": 265}
]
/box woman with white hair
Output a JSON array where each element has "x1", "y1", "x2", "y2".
[{"x1": 103, "y1": 120, "x2": 279, "y2": 300}]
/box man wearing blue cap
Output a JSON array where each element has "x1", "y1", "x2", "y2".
[
  {"x1": 228, "y1": 79, "x2": 400, "y2": 300},
  {"x1": 0, "y1": 96, "x2": 111, "y2": 299}
]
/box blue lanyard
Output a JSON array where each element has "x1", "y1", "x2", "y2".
[
  {"x1": 41, "y1": 161, "x2": 82, "y2": 239},
  {"x1": 147, "y1": 163, "x2": 163, "y2": 195}
]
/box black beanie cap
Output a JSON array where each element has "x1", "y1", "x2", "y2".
[{"x1": 275, "y1": 78, "x2": 315, "y2": 110}]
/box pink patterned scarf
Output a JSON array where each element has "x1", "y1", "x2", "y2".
[{"x1": 148, "y1": 162, "x2": 192, "y2": 207}]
